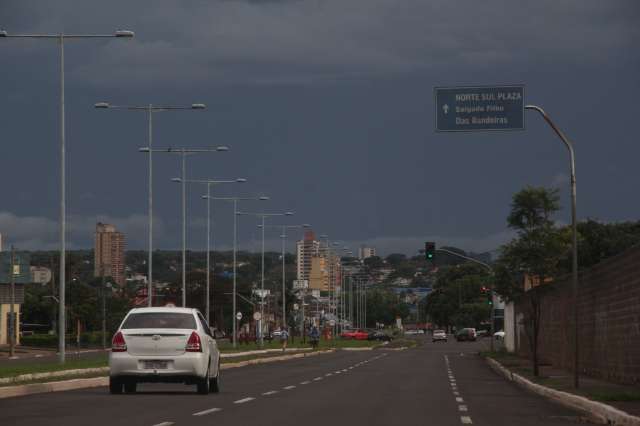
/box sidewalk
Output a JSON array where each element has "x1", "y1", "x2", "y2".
[{"x1": 488, "y1": 352, "x2": 640, "y2": 418}]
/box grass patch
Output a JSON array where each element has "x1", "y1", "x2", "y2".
[
  {"x1": 0, "y1": 355, "x2": 109, "y2": 380},
  {"x1": 218, "y1": 338, "x2": 378, "y2": 353},
  {"x1": 586, "y1": 390, "x2": 640, "y2": 402}
]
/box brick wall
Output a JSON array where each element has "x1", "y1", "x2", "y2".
[{"x1": 516, "y1": 245, "x2": 640, "y2": 385}]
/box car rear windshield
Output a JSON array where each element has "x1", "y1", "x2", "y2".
[{"x1": 121, "y1": 312, "x2": 197, "y2": 330}]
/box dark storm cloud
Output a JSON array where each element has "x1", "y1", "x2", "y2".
[{"x1": 0, "y1": 1, "x2": 639, "y2": 254}]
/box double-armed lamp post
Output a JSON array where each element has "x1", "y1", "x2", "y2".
[
  {"x1": 171, "y1": 178, "x2": 247, "y2": 324},
  {"x1": 1, "y1": 28, "x2": 134, "y2": 364},
  {"x1": 237, "y1": 211, "x2": 294, "y2": 346},
  {"x1": 94, "y1": 102, "x2": 206, "y2": 307}
]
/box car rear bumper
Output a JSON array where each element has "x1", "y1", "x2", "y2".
[{"x1": 109, "y1": 352, "x2": 208, "y2": 380}]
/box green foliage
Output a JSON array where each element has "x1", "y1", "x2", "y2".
[
  {"x1": 364, "y1": 288, "x2": 411, "y2": 326},
  {"x1": 573, "y1": 219, "x2": 640, "y2": 270}
]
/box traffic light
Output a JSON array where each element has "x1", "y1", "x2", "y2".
[
  {"x1": 487, "y1": 290, "x2": 493, "y2": 306},
  {"x1": 425, "y1": 242, "x2": 435, "y2": 261}
]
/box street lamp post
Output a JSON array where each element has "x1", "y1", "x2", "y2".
[
  {"x1": 95, "y1": 102, "x2": 206, "y2": 307},
  {"x1": 172, "y1": 178, "x2": 245, "y2": 324},
  {"x1": 258, "y1": 224, "x2": 310, "y2": 331},
  {"x1": 144, "y1": 146, "x2": 228, "y2": 307},
  {"x1": 237, "y1": 211, "x2": 294, "y2": 346},
  {"x1": 525, "y1": 105, "x2": 580, "y2": 389},
  {"x1": 1, "y1": 28, "x2": 135, "y2": 364},
  {"x1": 208, "y1": 196, "x2": 269, "y2": 347}
]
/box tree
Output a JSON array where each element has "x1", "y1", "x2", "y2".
[{"x1": 495, "y1": 186, "x2": 570, "y2": 376}]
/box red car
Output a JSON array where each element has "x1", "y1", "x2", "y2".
[{"x1": 340, "y1": 329, "x2": 369, "y2": 340}]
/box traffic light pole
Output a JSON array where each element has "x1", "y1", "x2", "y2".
[{"x1": 434, "y1": 247, "x2": 495, "y2": 352}]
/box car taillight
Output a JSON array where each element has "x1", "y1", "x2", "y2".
[
  {"x1": 111, "y1": 331, "x2": 127, "y2": 352},
  {"x1": 185, "y1": 331, "x2": 202, "y2": 352}
]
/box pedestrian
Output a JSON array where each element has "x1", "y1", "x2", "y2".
[
  {"x1": 309, "y1": 325, "x2": 320, "y2": 350},
  {"x1": 280, "y1": 327, "x2": 289, "y2": 352}
]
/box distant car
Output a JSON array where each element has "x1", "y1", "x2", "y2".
[
  {"x1": 368, "y1": 331, "x2": 392, "y2": 341},
  {"x1": 432, "y1": 330, "x2": 448, "y2": 343},
  {"x1": 494, "y1": 330, "x2": 505, "y2": 341},
  {"x1": 109, "y1": 307, "x2": 221, "y2": 395},
  {"x1": 340, "y1": 329, "x2": 369, "y2": 340},
  {"x1": 405, "y1": 329, "x2": 425, "y2": 335},
  {"x1": 455, "y1": 328, "x2": 477, "y2": 342}
]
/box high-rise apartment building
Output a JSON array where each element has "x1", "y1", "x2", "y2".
[
  {"x1": 296, "y1": 230, "x2": 320, "y2": 281},
  {"x1": 358, "y1": 246, "x2": 376, "y2": 260},
  {"x1": 94, "y1": 223, "x2": 126, "y2": 286}
]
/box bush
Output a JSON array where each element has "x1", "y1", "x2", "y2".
[{"x1": 20, "y1": 334, "x2": 58, "y2": 348}]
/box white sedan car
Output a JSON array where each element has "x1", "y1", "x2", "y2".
[{"x1": 109, "y1": 307, "x2": 220, "y2": 395}]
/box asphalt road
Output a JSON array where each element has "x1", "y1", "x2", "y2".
[{"x1": 0, "y1": 338, "x2": 586, "y2": 426}]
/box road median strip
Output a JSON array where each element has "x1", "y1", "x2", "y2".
[
  {"x1": 486, "y1": 357, "x2": 640, "y2": 426},
  {"x1": 0, "y1": 349, "x2": 335, "y2": 400}
]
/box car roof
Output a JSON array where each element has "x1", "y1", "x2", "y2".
[{"x1": 127, "y1": 307, "x2": 199, "y2": 315}]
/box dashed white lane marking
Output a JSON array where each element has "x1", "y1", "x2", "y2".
[
  {"x1": 461, "y1": 416, "x2": 473, "y2": 424},
  {"x1": 300, "y1": 381, "x2": 311, "y2": 385},
  {"x1": 456, "y1": 397, "x2": 464, "y2": 403},
  {"x1": 458, "y1": 405, "x2": 468, "y2": 412},
  {"x1": 262, "y1": 390, "x2": 278, "y2": 396},
  {"x1": 348, "y1": 367, "x2": 354, "y2": 370},
  {"x1": 192, "y1": 408, "x2": 222, "y2": 416},
  {"x1": 325, "y1": 373, "x2": 333, "y2": 377},
  {"x1": 342, "y1": 369, "x2": 348, "y2": 372},
  {"x1": 283, "y1": 385, "x2": 296, "y2": 390},
  {"x1": 234, "y1": 397, "x2": 255, "y2": 404},
  {"x1": 152, "y1": 423, "x2": 174, "y2": 426},
  {"x1": 453, "y1": 391, "x2": 460, "y2": 396},
  {"x1": 313, "y1": 377, "x2": 323, "y2": 381}
]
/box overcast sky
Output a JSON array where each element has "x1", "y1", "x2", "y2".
[{"x1": 1, "y1": 1, "x2": 638, "y2": 255}]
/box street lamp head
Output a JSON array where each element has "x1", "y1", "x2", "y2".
[
  {"x1": 171, "y1": 178, "x2": 182, "y2": 183},
  {"x1": 236, "y1": 178, "x2": 247, "y2": 183},
  {"x1": 302, "y1": 224, "x2": 311, "y2": 228},
  {"x1": 191, "y1": 103, "x2": 206, "y2": 110},
  {"x1": 0, "y1": 30, "x2": 8, "y2": 37},
  {"x1": 115, "y1": 30, "x2": 135, "y2": 38},
  {"x1": 216, "y1": 146, "x2": 229, "y2": 152},
  {"x1": 94, "y1": 102, "x2": 110, "y2": 109},
  {"x1": 259, "y1": 196, "x2": 270, "y2": 201},
  {"x1": 139, "y1": 147, "x2": 150, "y2": 153}
]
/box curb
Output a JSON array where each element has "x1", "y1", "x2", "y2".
[
  {"x1": 0, "y1": 349, "x2": 335, "y2": 400},
  {"x1": 340, "y1": 347, "x2": 374, "y2": 351},
  {"x1": 486, "y1": 357, "x2": 640, "y2": 426},
  {"x1": 0, "y1": 367, "x2": 109, "y2": 386}
]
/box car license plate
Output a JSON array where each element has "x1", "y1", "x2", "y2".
[{"x1": 144, "y1": 360, "x2": 168, "y2": 370}]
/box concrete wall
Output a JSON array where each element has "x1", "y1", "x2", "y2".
[{"x1": 515, "y1": 246, "x2": 640, "y2": 385}]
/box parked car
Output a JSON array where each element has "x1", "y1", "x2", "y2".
[
  {"x1": 455, "y1": 328, "x2": 477, "y2": 342},
  {"x1": 368, "y1": 330, "x2": 392, "y2": 341},
  {"x1": 476, "y1": 329, "x2": 489, "y2": 338},
  {"x1": 432, "y1": 330, "x2": 448, "y2": 343},
  {"x1": 340, "y1": 329, "x2": 369, "y2": 340},
  {"x1": 109, "y1": 307, "x2": 221, "y2": 395}
]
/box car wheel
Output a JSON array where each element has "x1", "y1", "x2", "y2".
[
  {"x1": 109, "y1": 377, "x2": 123, "y2": 394},
  {"x1": 197, "y1": 366, "x2": 210, "y2": 395},
  {"x1": 209, "y1": 361, "x2": 220, "y2": 394},
  {"x1": 124, "y1": 380, "x2": 137, "y2": 394}
]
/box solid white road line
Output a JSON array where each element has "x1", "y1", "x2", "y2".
[
  {"x1": 283, "y1": 385, "x2": 296, "y2": 390},
  {"x1": 456, "y1": 397, "x2": 464, "y2": 403},
  {"x1": 262, "y1": 391, "x2": 278, "y2": 396},
  {"x1": 458, "y1": 405, "x2": 468, "y2": 412},
  {"x1": 461, "y1": 416, "x2": 473, "y2": 424},
  {"x1": 193, "y1": 408, "x2": 222, "y2": 416},
  {"x1": 234, "y1": 397, "x2": 255, "y2": 404}
]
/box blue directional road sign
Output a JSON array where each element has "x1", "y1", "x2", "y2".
[{"x1": 435, "y1": 85, "x2": 525, "y2": 132}]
